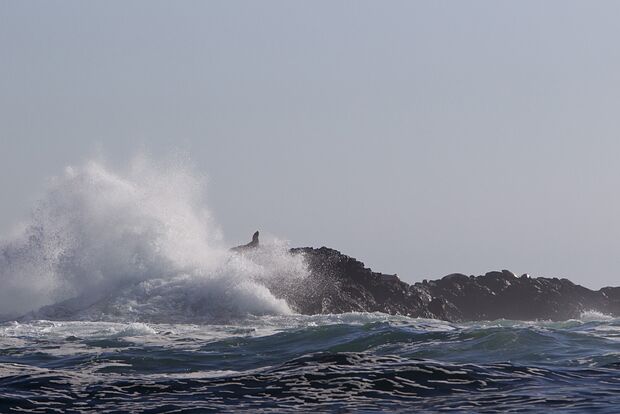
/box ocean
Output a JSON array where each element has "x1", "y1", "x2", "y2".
[{"x1": 2, "y1": 312, "x2": 620, "y2": 412}]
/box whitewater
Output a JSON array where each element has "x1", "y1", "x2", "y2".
[
  {"x1": 1, "y1": 159, "x2": 620, "y2": 412},
  {"x1": 0, "y1": 158, "x2": 306, "y2": 322}
]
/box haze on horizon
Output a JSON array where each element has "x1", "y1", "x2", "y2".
[{"x1": 1, "y1": 1, "x2": 620, "y2": 289}]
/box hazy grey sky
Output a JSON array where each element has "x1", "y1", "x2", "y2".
[{"x1": 2, "y1": 1, "x2": 620, "y2": 288}]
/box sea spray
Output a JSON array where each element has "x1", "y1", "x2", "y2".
[{"x1": 0, "y1": 158, "x2": 309, "y2": 320}]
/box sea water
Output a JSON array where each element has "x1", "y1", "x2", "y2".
[{"x1": 2, "y1": 314, "x2": 620, "y2": 412}]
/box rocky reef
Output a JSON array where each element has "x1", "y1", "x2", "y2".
[{"x1": 273, "y1": 247, "x2": 620, "y2": 322}]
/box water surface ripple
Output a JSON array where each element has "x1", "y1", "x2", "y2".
[{"x1": 2, "y1": 313, "x2": 620, "y2": 412}]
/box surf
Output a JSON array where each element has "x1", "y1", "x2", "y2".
[{"x1": 0, "y1": 157, "x2": 309, "y2": 322}]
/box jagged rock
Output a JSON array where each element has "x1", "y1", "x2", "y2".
[
  {"x1": 278, "y1": 246, "x2": 620, "y2": 322},
  {"x1": 231, "y1": 231, "x2": 259, "y2": 252}
]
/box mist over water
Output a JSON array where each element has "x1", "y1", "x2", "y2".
[{"x1": 0, "y1": 158, "x2": 308, "y2": 320}]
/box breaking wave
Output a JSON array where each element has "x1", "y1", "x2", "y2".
[
  {"x1": 580, "y1": 310, "x2": 614, "y2": 322},
  {"x1": 0, "y1": 157, "x2": 308, "y2": 321}
]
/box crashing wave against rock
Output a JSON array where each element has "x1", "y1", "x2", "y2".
[
  {"x1": 3, "y1": 159, "x2": 617, "y2": 323},
  {"x1": 24, "y1": 244, "x2": 620, "y2": 323}
]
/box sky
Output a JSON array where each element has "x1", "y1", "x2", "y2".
[{"x1": 1, "y1": 1, "x2": 620, "y2": 288}]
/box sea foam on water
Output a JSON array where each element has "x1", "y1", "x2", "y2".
[{"x1": 0, "y1": 157, "x2": 308, "y2": 321}]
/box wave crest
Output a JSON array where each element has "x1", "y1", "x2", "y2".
[{"x1": 0, "y1": 158, "x2": 308, "y2": 321}]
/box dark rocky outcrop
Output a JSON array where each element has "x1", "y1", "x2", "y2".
[
  {"x1": 274, "y1": 246, "x2": 620, "y2": 322},
  {"x1": 231, "y1": 231, "x2": 260, "y2": 252}
]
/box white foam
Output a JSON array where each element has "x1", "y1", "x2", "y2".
[
  {"x1": 112, "y1": 322, "x2": 157, "y2": 337},
  {"x1": 0, "y1": 157, "x2": 309, "y2": 321},
  {"x1": 580, "y1": 310, "x2": 614, "y2": 322}
]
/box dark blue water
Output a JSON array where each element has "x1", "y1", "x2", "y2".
[{"x1": 2, "y1": 313, "x2": 620, "y2": 413}]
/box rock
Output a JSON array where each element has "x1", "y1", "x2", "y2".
[
  {"x1": 273, "y1": 246, "x2": 620, "y2": 322},
  {"x1": 381, "y1": 274, "x2": 400, "y2": 283},
  {"x1": 231, "y1": 231, "x2": 259, "y2": 252},
  {"x1": 502, "y1": 269, "x2": 516, "y2": 278}
]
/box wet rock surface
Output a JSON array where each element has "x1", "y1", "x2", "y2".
[{"x1": 280, "y1": 247, "x2": 620, "y2": 322}]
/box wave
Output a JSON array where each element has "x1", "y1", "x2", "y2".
[
  {"x1": 3, "y1": 315, "x2": 620, "y2": 412},
  {"x1": 580, "y1": 310, "x2": 614, "y2": 322},
  {"x1": 0, "y1": 157, "x2": 309, "y2": 321}
]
